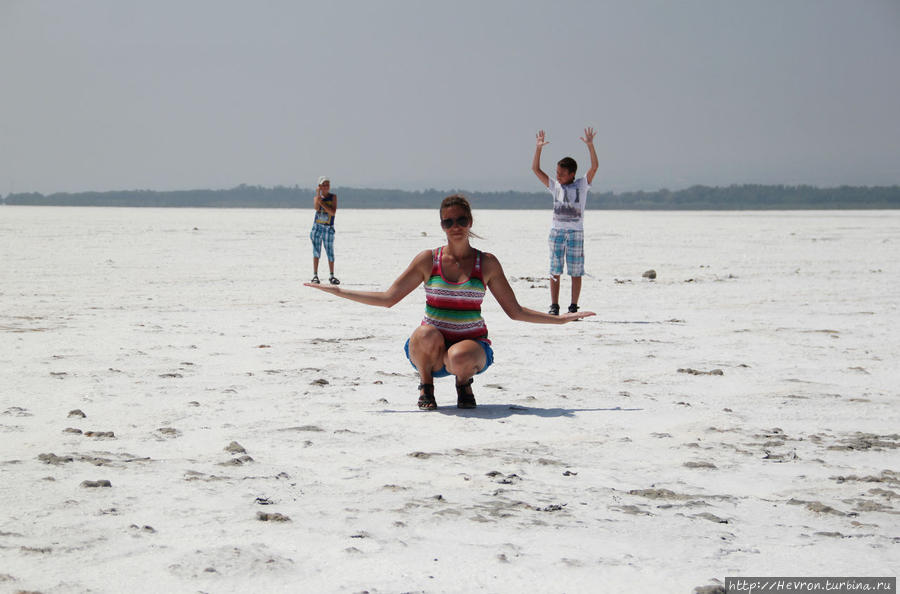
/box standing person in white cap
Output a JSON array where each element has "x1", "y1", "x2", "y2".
[{"x1": 309, "y1": 175, "x2": 340, "y2": 285}]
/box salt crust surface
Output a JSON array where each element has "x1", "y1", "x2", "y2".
[{"x1": 1, "y1": 206, "x2": 898, "y2": 592}]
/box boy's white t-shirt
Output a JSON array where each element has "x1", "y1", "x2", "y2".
[{"x1": 548, "y1": 176, "x2": 590, "y2": 231}]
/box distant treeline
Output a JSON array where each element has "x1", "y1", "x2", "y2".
[{"x1": 3, "y1": 184, "x2": 899, "y2": 209}]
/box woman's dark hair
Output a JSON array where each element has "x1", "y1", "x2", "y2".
[
  {"x1": 440, "y1": 194, "x2": 473, "y2": 218},
  {"x1": 440, "y1": 194, "x2": 482, "y2": 239},
  {"x1": 558, "y1": 156, "x2": 578, "y2": 174}
]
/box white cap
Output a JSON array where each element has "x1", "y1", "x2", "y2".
[{"x1": 317, "y1": 175, "x2": 330, "y2": 186}]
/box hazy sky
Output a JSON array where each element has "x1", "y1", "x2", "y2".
[{"x1": 2, "y1": 0, "x2": 899, "y2": 195}]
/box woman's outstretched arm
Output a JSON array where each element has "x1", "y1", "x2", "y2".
[
  {"x1": 304, "y1": 249, "x2": 432, "y2": 308},
  {"x1": 481, "y1": 253, "x2": 595, "y2": 323}
]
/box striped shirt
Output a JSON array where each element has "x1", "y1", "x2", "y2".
[{"x1": 422, "y1": 247, "x2": 490, "y2": 344}]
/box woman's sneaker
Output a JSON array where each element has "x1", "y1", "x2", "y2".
[
  {"x1": 548, "y1": 303, "x2": 560, "y2": 315},
  {"x1": 329, "y1": 275, "x2": 340, "y2": 285},
  {"x1": 568, "y1": 303, "x2": 579, "y2": 313},
  {"x1": 310, "y1": 274, "x2": 320, "y2": 284}
]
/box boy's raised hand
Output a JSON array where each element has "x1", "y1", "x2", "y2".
[
  {"x1": 580, "y1": 127, "x2": 596, "y2": 145},
  {"x1": 536, "y1": 130, "x2": 549, "y2": 148}
]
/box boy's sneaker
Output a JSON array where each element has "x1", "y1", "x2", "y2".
[
  {"x1": 328, "y1": 275, "x2": 340, "y2": 285},
  {"x1": 548, "y1": 303, "x2": 560, "y2": 316},
  {"x1": 310, "y1": 274, "x2": 320, "y2": 284},
  {"x1": 568, "y1": 303, "x2": 579, "y2": 313}
]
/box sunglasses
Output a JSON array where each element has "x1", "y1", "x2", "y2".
[{"x1": 440, "y1": 215, "x2": 471, "y2": 230}]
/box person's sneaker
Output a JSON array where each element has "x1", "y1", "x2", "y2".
[
  {"x1": 329, "y1": 275, "x2": 340, "y2": 285},
  {"x1": 310, "y1": 274, "x2": 320, "y2": 284},
  {"x1": 568, "y1": 303, "x2": 579, "y2": 313},
  {"x1": 548, "y1": 303, "x2": 560, "y2": 315}
]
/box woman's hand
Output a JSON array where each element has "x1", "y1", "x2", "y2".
[
  {"x1": 560, "y1": 310, "x2": 596, "y2": 322},
  {"x1": 304, "y1": 282, "x2": 339, "y2": 293},
  {"x1": 536, "y1": 130, "x2": 549, "y2": 148}
]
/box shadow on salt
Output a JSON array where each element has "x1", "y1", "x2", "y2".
[{"x1": 372, "y1": 404, "x2": 641, "y2": 419}]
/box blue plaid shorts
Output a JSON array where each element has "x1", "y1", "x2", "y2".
[
  {"x1": 548, "y1": 229, "x2": 584, "y2": 276},
  {"x1": 310, "y1": 223, "x2": 335, "y2": 261}
]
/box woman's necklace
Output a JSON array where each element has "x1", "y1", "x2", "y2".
[{"x1": 444, "y1": 247, "x2": 474, "y2": 275}]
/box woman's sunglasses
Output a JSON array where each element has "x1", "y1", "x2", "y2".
[{"x1": 440, "y1": 215, "x2": 471, "y2": 230}]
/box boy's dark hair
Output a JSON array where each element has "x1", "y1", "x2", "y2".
[{"x1": 557, "y1": 157, "x2": 577, "y2": 174}]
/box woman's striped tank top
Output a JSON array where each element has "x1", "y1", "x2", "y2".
[{"x1": 422, "y1": 246, "x2": 490, "y2": 344}]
